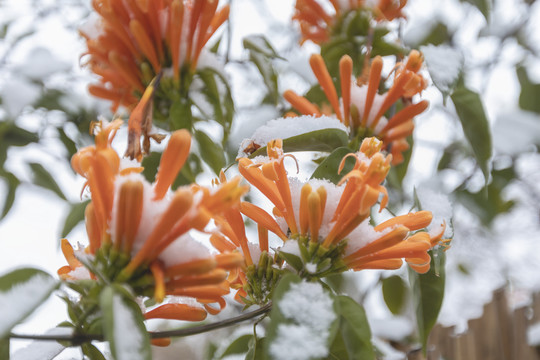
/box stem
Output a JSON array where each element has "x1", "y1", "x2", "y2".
[{"x1": 8, "y1": 303, "x2": 272, "y2": 343}]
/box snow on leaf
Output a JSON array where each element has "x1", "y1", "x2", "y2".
[
  {"x1": 421, "y1": 44, "x2": 463, "y2": 95},
  {"x1": 12, "y1": 327, "x2": 72, "y2": 360},
  {"x1": 100, "y1": 286, "x2": 151, "y2": 360},
  {"x1": 0, "y1": 268, "x2": 58, "y2": 338},
  {"x1": 266, "y1": 275, "x2": 336, "y2": 360}
]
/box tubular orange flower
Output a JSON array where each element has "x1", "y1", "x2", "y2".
[
  {"x1": 207, "y1": 172, "x2": 281, "y2": 306},
  {"x1": 292, "y1": 0, "x2": 407, "y2": 44},
  {"x1": 82, "y1": 0, "x2": 229, "y2": 111},
  {"x1": 59, "y1": 121, "x2": 247, "y2": 322},
  {"x1": 285, "y1": 52, "x2": 428, "y2": 164},
  {"x1": 238, "y1": 137, "x2": 442, "y2": 276}
]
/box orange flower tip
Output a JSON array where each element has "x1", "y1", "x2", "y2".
[
  {"x1": 144, "y1": 303, "x2": 207, "y2": 322},
  {"x1": 406, "y1": 50, "x2": 424, "y2": 72},
  {"x1": 151, "y1": 338, "x2": 171, "y2": 347},
  {"x1": 339, "y1": 55, "x2": 353, "y2": 69}
]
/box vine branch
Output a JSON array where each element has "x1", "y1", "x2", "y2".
[{"x1": 8, "y1": 302, "x2": 272, "y2": 343}]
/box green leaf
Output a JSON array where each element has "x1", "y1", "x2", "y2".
[
  {"x1": 387, "y1": 135, "x2": 414, "y2": 189},
  {"x1": 311, "y1": 147, "x2": 355, "y2": 185},
  {"x1": 81, "y1": 342, "x2": 107, "y2": 360},
  {"x1": 29, "y1": 163, "x2": 67, "y2": 200},
  {"x1": 277, "y1": 251, "x2": 304, "y2": 272},
  {"x1": 414, "y1": 23, "x2": 451, "y2": 47},
  {"x1": 100, "y1": 285, "x2": 151, "y2": 360},
  {"x1": 457, "y1": 167, "x2": 515, "y2": 226},
  {"x1": 243, "y1": 35, "x2": 283, "y2": 60},
  {"x1": 169, "y1": 99, "x2": 193, "y2": 130},
  {"x1": 409, "y1": 248, "x2": 446, "y2": 354},
  {"x1": 0, "y1": 337, "x2": 8, "y2": 360},
  {"x1": 219, "y1": 334, "x2": 252, "y2": 358},
  {"x1": 57, "y1": 127, "x2": 78, "y2": 160},
  {"x1": 246, "y1": 336, "x2": 266, "y2": 360},
  {"x1": 0, "y1": 122, "x2": 39, "y2": 148},
  {"x1": 450, "y1": 84, "x2": 492, "y2": 183},
  {"x1": 460, "y1": 0, "x2": 491, "y2": 21},
  {"x1": 0, "y1": 268, "x2": 58, "y2": 338},
  {"x1": 61, "y1": 200, "x2": 90, "y2": 238},
  {"x1": 250, "y1": 51, "x2": 279, "y2": 105},
  {"x1": 194, "y1": 130, "x2": 226, "y2": 175},
  {"x1": 516, "y1": 66, "x2": 540, "y2": 114},
  {"x1": 329, "y1": 296, "x2": 375, "y2": 360},
  {"x1": 382, "y1": 275, "x2": 407, "y2": 315},
  {"x1": 0, "y1": 172, "x2": 19, "y2": 220},
  {"x1": 196, "y1": 68, "x2": 235, "y2": 140},
  {"x1": 250, "y1": 129, "x2": 349, "y2": 158}
]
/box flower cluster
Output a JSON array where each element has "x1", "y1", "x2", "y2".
[
  {"x1": 82, "y1": 0, "x2": 229, "y2": 111},
  {"x1": 292, "y1": 0, "x2": 407, "y2": 44},
  {"x1": 285, "y1": 51, "x2": 428, "y2": 164},
  {"x1": 60, "y1": 119, "x2": 247, "y2": 321},
  {"x1": 218, "y1": 137, "x2": 446, "y2": 304}
]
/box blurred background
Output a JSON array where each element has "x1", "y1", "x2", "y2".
[{"x1": 1, "y1": 0, "x2": 540, "y2": 358}]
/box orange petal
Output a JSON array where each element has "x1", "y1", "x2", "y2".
[
  {"x1": 154, "y1": 130, "x2": 191, "y2": 200},
  {"x1": 144, "y1": 303, "x2": 207, "y2": 321}
]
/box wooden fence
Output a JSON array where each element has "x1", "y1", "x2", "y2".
[{"x1": 406, "y1": 289, "x2": 540, "y2": 360}]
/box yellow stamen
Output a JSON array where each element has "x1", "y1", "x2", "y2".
[
  {"x1": 299, "y1": 183, "x2": 312, "y2": 236},
  {"x1": 308, "y1": 191, "x2": 321, "y2": 242},
  {"x1": 150, "y1": 262, "x2": 165, "y2": 303}
]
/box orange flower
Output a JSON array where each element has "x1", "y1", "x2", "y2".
[
  {"x1": 82, "y1": 0, "x2": 229, "y2": 111},
  {"x1": 238, "y1": 137, "x2": 442, "y2": 275},
  {"x1": 293, "y1": 0, "x2": 407, "y2": 44},
  {"x1": 60, "y1": 121, "x2": 246, "y2": 319},
  {"x1": 208, "y1": 172, "x2": 281, "y2": 306},
  {"x1": 284, "y1": 52, "x2": 428, "y2": 164}
]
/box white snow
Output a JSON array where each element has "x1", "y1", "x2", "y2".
[
  {"x1": 11, "y1": 327, "x2": 71, "y2": 360},
  {"x1": 528, "y1": 321, "x2": 540, "y2": 347},
  {"x1": 369, "y1": 316, "x2": 413, "y2": 341},
  {"x1": 493, "y1": 109, "x2": 540, "y2": 155},
  {"x1": 270, "y1": 280, "x2": 336, "y2": 360},
  {"x1": 415, "y1": 187, "x2": 453, "y2": 238},
  {"x1": 78, "y1": 12, "x2": 104, "y2": 40},
  {"x1": 112, "y1": 294, "x2": 146, "y2": 360},
  {"x1": 15, "y1": 47, "x2": 71, "y2": 80},
  {"x1": 0, "y1": 76, "x2": 41, "y2": 117},
  {"x1": 158, "y1": 234, "x2": 210, "y2": 268},
  {"x1": 242, "y1": 115, "x2": 347, "y2": 150},
  {"x1": 421, "y1": 44, "x2": 463, "y2": 93},
  {"x1": 305, "y1": 262, "x2": 317, "y2": 274},
  {"x1": 0, "y1": 273, "x2": 57, "y2": 337},
  {"x1": 275, "y1": 177, "x2": 345, "y2": 240},
  {"x1": 349, "y1": 83, "x2": 388, "y2": 129},
  {"x1": 67, "y1": 266, "x2": 91, "y2": 280},
  {"x1": 279, "y1": 239, "x2": 301, "y2": 257}
]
